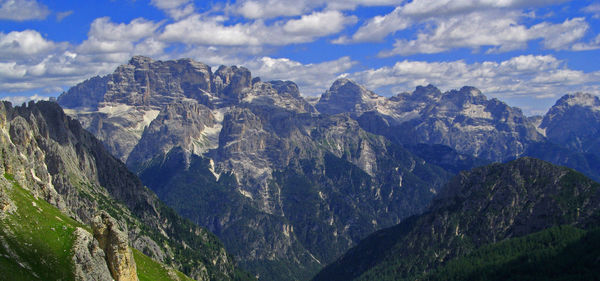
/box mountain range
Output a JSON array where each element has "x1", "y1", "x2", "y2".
[
  {"x1": 53, "y1": 56, "x2": 600, "y2": 280},
  {"x1": 1, "y1": 55, "x2": 599, "y2": 280}
]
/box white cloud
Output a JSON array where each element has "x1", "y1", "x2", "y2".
[
  {"x1": 349, "y1": 55, "x2": 600, "y2": 104},
  {"x1": 160, "y1": 11, "x2": 356, "y2": 46},
  {"x1": 56, "y1": 10, "x2": 73, "y2": 22},
  {"x1": 337, "y1": 0, "x2": 575, "y2": 48},
  {"x1": 398, "y1": 0, "x2": 567, "y2": 19},
  {"x1": 77, "y1": 17, "x2": 162, "y2": 54},
  {"x1": 230, "y1": 0, "x2": 402, "y2": 20},
  {"x1": 0, "y1": 0, "x2": 49, "y2": 21},
  {"x1": 283, "y1": 10, "x2": 356, "y2": 37},
  {"x1": 160, "y1": 15, "x2": 264, "y2": 46},
  {"x1": 333, "y1": 7, "x2": 410, "y2": 43},
  {"x1": 1, "y1": 94, "x2": 50, "y2": 106},
  {"x1": 583, "y1": 3, "x2": 600, "y2": 19},
  {"x1": 0, "y1": 30, "x2": 60, "y2": 59},
  {"x1": 246, "y1": 56, "x2": 356, "y2": 95},
  {"x1": 150, "y1": 0, "x2": 194, "y2": 19},
  {"x1": 378, "y1": 13, "x2": 589, "y2": 56},
  {"x1": 572, "y1": 34, "x2": 600, "y2": 51},
  {"x1": 0, "y1": 17, "x2": 167, "y2": 94},
  {"x1": 531, "y1": 17, "x2": 588, "y2": 50}
]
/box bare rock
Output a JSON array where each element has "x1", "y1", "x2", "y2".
[
  {"x1": 71, "y1": 227, "x2": 113, "y2": 281},
  {"x1": 92, "y1": 211, "x2": 139, "y2": 281}
]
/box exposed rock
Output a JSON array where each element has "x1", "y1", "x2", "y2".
[
  {"x1": 92, "y1": 211, "x2": 138, "y2": 281},
  {"x1": 127, "y1": 100, "x2": 217, "y2": 171},
  {"x1": 541, "y1": 92, "x2": 600, "y2": 157},
  {"x1": 71, "y1": 227, "x2": 113, "y2": 281},
  {"x1": 317, "y1": 81, "x2": 543, "y2": 161}
]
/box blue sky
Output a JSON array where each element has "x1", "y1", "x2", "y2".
[{"x1": 1, "y1": 0, "x2": 600, "y2": 115}]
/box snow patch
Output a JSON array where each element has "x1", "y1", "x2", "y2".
[{"x1": 208, "y1": 159, "x2": 220, "y2": 181}]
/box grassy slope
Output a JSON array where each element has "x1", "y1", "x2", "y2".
[{"x1": 0, "y1": 173, "x2": 193, "y2": 281}]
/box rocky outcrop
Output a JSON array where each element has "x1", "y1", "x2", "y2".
[
  {"x1": 92, "y1": 211, "x2": 138, "y2": 281},
  {"x1": 71, "y1": 227, "x2": 114, "y2": 281},
  {"x1": 316, "y1": 78, "x2": 383, "y2": 115}
]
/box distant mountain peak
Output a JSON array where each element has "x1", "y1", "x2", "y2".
[
  {"x1": 128, "y1": 55, "x2": 154, "y2": 66},
  {"x1": 557, "y1": 92, "x2": 600, "y2": 110},
  {"x1": 316, "y1": 78, "x2": 382, "y2": 115}
]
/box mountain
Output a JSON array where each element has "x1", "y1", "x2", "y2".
[
  {"x1": 423, "y1": 225, "x2": 600, "y2": 281},
  {"x1": 57, "y1": 56, "x2": 600, "y2": 280},
  {"x1": 58, "y1": 57, "x2": 452, "y2": 280},
  {"x1": 0, "y1": 101, "x2": 252, "y2": 281},
  {"x1": 540, "y1": 92, "x2": 600, "y2": 158},
  {"x1": 316, "y1": 79, "x2": 600, "y2": 183},
  {"x1": 317, "y1": 80, "x2": 543, "y2": 162},
  {"x1": 313, "y1": 157, "x2": 600, "y2": 281}
]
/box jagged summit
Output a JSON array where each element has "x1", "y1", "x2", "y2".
[
  {"x1": 128, "y1": 55, "x2": 154, "y2": 66},
  {"x1": 555, "y1": 92, "x2": 600, "y2": 109},
  {"x1": 540, "y1": 92, "x2": 600, "y2": 156},
  {"x1": 316, "y1": 78, "x2": 383, "y2": 115}
]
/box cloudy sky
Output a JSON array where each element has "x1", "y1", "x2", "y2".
[{"x1": 1, "y1": 0, "x2": 599, "y2": 115}]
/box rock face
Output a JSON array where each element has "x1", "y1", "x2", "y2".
[
  {"x1": 92, "y1": 211, "x2": 138, "y2": 281},
  {"x1": 59, "y1": 57, "x2": 451, "y2": 280},
  {"x1": 313, "y1": 157, "x2": 600, "y2": 281},
  {"x1": 318, "y1": 81, "x2": 543, "y2": 161},
  {"x1": 540, "y1": 92, "x2": 600, "y2": 157},
  {"x1": 0, "y1": 101, "x2": 244, "y2": 280},
  {"x1": 72, "y1": 227, "x2": 114, "y2": 281}
]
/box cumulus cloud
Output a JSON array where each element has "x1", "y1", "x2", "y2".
[
  {"x1": 0, "y1": 30, "x2": 63, "y2": 60},
  {"x1": 349, "y1": 55, "x2": 600, "y2": 105},
  {"x1": 398, "y1": 0, "x2": 568, "y2": 19},
  {"x1": 230, "y1": 0, "x2": 402, "y2": 19},
  {"x1": 572, "y1": 34, "x2": 600, "y2": 51},
  {"x1": 246, "y1": 56, "x2": 356, "y2": 95},
  {"x1": 378, "y1": 13, "x2": 589, "y2": 56},
  {"x1": 150, "y1": 0, "x2": 194, "y2": 19},
  {"x1": 336, "y1": 0, "x2": 584, "y2": 55},
  {"x1": 77, "y1": 17, "x2": 162, "y2": 55},
  {"x1": 0, "y1": 17, "x2": 167, "y2": 94},
  {"x1": 160, "y1": 11, "x2": 356, "y2": 46},
  {"x1": 0, "y1": 0, "x2": 49, "y2": 21},
  {"x1": 333, "y1": 7, "x2": 410, "y2": 43}
]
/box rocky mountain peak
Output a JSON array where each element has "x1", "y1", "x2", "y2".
[
  {"x1": 128, "y1": 55, "x2": 154, "y2": 68},
  {"x1": 443, "y1": 86, "x2": 487, "y2": 106},
  {"x1": 214, "y1": 65, "x2": 252, "y2": 99},
  {"x1": 316, "y1": 78, "x2": 382, "y2": 115},
  {"x1": 556, "y1": 92, "x2": 600, "y2": 110},
  {"x1": 540, "y1": 92, "x2": 600, "y2": 155},
  {"x1": 413, "y1": 84, "x2": 442, "y2": 98},
  {"x1": 269, "y1": 80, "x2": 300, "y2": 98}
]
